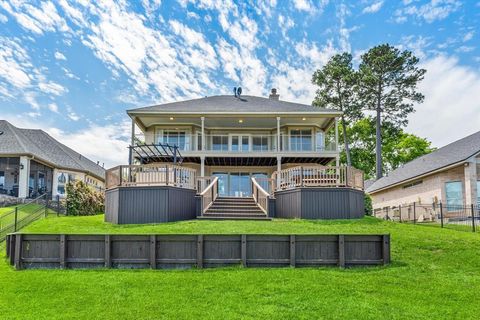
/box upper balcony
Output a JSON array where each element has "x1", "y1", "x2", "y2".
[{"x1": 133, "y1": 132, "x2": 338, "y2": 155}]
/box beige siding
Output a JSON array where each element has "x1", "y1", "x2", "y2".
[{"x1": 370, "y1": 165, "x2": 471, "y2": 209}]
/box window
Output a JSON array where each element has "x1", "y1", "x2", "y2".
[
  {"x1": 252, "y1": 136, "x2": 268, "y2": 151},
  {"x1": 157, "y1": 130, "x2": 190, "y2": 151},
  {"x1": 403, "y1": 180, "x2": 423, "y2": 189},
  {"x1": 315, "y1": 131, "x2": 324, "y2": 151},
  {"x1": 477, "y1": 181, "x2": 480, "y2": 206},
  {"x1": 212, "y1": 136, "x2": 228, "y2": 151},
  {"x1": 0, "y1": 171, "x2": 4, "y2": 188},
  {"x1": 290, "y1": 129, "x2": 312, "y2": 151},
  {"x1": 57, "y1": 172, "x2": 76, "y2": 196},
  {"x1": 445, "y1": 181, "x2": 463, "y2": 210}
]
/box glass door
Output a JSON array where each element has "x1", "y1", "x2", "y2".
[
  {"x1": 212, "y1": 173, "x2": 228, "y2": 196},
  {"x1": 230, "y1": 135, "x2": 250, "y2": 151},
  {"x1": 230, "y1": 173, "x2": 251, "y2": 197}
]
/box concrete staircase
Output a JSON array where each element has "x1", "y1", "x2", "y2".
[{"x1": 199, "y1": 196, "x2": 270, "y2": 220}]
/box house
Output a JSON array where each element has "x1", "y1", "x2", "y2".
[
  {"x1": 105, "y1": 89, "x2": 364, "y2": 223},
  {"x1": 0, "y1": 120, "x2": 105, "y2": 200},
  {"x1": 367, "y1": 131, "x2": 480, "y2": 212}
]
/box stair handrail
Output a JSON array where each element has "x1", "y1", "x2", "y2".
[
  {"x1": 200, "y1": 176, "x2": 219, "y2": 213},
  {"x1": 251, "y1": 177, "x2": 269, "y2": 214}
]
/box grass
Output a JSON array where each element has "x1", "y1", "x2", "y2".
[
  {"x1": 0, "y1": 203, "x2": 48, "y2": 229},
  {"x1": 1, "y1": 215, "x2": 480, "y2": 319}
]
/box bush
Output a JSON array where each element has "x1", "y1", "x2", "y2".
[
  {"x1": 364, "y1": 193, "x2": 373, "y2": 216},
  {"x1": 65, "y1": 180, "x2": 104, "y2": 216}
]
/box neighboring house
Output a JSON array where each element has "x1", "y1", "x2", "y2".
[
  {"x1": 367, "y1": 131, "x2": 480, "y2": 211},
  {"x1": 0, "y1": 120, "x2": 105, "y2": 199},
  {"x1": 105, "y1": 89, "x2": 365, "y2": 223}
]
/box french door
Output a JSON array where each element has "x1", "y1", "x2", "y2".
[
  {"x1": 230, "y1": 134, "x2": 250, "y2": 151},
  {"x1": 212, "y1": 172, "x2": 268, "y2": 197}
]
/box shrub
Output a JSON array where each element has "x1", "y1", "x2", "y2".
[
  {"x1": 65, "y1": 180, "x2": 104, "y2": 216},
  {"x1": 364, "y1": 193, "x2": 373, "y2": 216}
]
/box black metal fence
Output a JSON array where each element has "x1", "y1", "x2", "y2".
[
  {"x1": 374, "y1": 202, "x2": 480, "y2": 232},
  {"x1": 0, "y1": 194, "x2": 66, "y2": 242}
]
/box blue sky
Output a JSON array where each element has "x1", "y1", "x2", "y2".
[{"x1": 0, "y1": 0, "x2": 479, "y2": 167}]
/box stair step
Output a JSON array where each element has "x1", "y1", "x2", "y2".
[
  {"x1": 207, "y1": 209, "x2": 264, "y2": 213},
  {"x1": 198, "y1": 216, "x2": 271, "y2": 221}
]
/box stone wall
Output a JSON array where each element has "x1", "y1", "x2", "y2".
[{"x1": 0, "y1": 195, "x2": 22, "y2": 208}]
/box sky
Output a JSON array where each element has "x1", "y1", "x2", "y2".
[{"x1": 0, "y1": 0, "x2": 479, "y2": 168}]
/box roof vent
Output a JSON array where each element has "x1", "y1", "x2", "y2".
[{"x1": 269, "y1": 88, "x2": 279, "y2": 101}]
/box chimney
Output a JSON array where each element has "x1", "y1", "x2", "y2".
[{"x1": 269, "y1": 88, "x2": 279, "y2": 101}]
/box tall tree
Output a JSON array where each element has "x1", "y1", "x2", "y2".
[
  {"x1": 358, "y1": 44, "x2": 426, "y2": 179},
  {"x1": 342, "y1": 117, "x2": 435, "y2": 179},
  {"x1": 312, "y1": 53, "x2": 361, "y2": 166}
]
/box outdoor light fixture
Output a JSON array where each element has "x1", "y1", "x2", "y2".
[
  {"x1": 169, "y1": 117, "x2": 174, "y2": 120},
  {"x1": 20, "y1": 164, "x2": 24, "y2": 170},
  {"x1": 302, "y1": 117, "x2": 306, "y2": 121},
  {"x1": 238, "y1": 119, "x2": 243, "y2": 123}
]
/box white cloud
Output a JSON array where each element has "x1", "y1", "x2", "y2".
[
  {"x1": 38, "y1": 81, "x2": 67, "y2": 95},
  {"x1": 396, "y1": 0, "x2": 462, "y2": 23},
  {"x1": 0, "y1": 13, "x2": 8, "y2": 23},
  {"x1": 54, "y1": 51, "x2": 67, "y2": 60},
  {"x1": 48, "y1": 103, "x2": 59, "y2": 113},
  {"x1": 407, "y1": 55, "x2": 480, "y2": 148},
  {"x1": 293, "y1": 0, "x2": 313, "y2": 11},
  {"x1": 363, "y1": 1, "x2": 384, "y2": 14},
  {"x1": 278, "y1": 15, "x2": 295, "y2": 37},
  {"x1": 462, "y1": 31, "x2": 474, "y2": 42},
  {"x1": 0, "y1": 1, "x2": 70, "y2": 34}
]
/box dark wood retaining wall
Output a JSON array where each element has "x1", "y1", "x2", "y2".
[
  {"x1": 274, "y1": 187, "x2": 365, "y2": 219},
  {"x1": 6, "y1": 233, "x2": 390, "y2": 270},
  {"x1": 105, "y1": 186, "x2": 197, "y2": 224}
]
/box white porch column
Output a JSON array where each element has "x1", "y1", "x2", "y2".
[
  {"x1": 18, "y1": 156, "x2": 30, "y2": 198},
  {"x1": 464, "y1": 158, "x2": 478, "y2": 206},
  {"x1": 200, "y1": 156, "x2": 205, "y2": 177},
  {"x1": 201, "y1": 116, "x2": 205, "y2": 151},
  {"x1": 51, "y1": 168, "x2": 59, "y2": 199},
  {"x1": 129, "y1": 117, "x2": 135, "y2": 165},
  {"x1": 276, "y1": 156, "x2": 281, "y2": 189},
  {"x1": 276, "y1": 117, "x2": 281, "y2": 151},
  {"x1": 335, "y1": 117, "x2": 340, "y2": 167}
]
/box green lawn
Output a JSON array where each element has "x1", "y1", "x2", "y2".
[
  {"x1": 1, "y1": 215, "x2": 480, "y2": 319},
  {"x1": 0, "y1": 203, "x2": 48, "y2": 229}
]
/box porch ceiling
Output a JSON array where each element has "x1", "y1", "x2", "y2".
[{"x1": 145, "y1": 156, "x2": 334, "y2": 166}]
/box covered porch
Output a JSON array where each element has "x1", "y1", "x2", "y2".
[{"x1": 0, "y1": 156, "x2": 53, "y2": 198}]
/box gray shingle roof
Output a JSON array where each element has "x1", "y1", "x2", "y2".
[
  {"x1": 0, "y1": 120, "x2": 105, "y2": 180},
  {"x1": 367, "y1": 130, "x2": 480, "y2": 193},
  {"x1": 128, "y1": 95, "x2": 337, "y2": 114}
]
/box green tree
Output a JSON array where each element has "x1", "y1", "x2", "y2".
[
  {"x1": 341, "y1": 117, "x2": 434, "y2": 179},
  {"x1": 312, "y1": 53, "x2": 361, "y2": 166},
  {"x1": 358, "y1": 44, "x2": 426, "y2": 179}
]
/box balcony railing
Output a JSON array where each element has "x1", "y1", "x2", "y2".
[
  {"x1": 273, "y1": 166, "x2": 364, "y2": 191},
  {"x1": 134, "y1": 132, "x2": 337, "y2": 153},
  {"x1": 106, "y1": 164, "x2": 196, "y2": 189}
]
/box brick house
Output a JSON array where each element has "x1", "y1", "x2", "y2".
[{"x1": 367, "y1": 131, "x2": 480, "y2": 211}]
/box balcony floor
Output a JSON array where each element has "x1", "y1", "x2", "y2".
[{"x1": 141, "y1": 156, "x2": 335, "y2": 166}]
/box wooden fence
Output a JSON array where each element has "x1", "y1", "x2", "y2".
[{"x1": 6, "y1": 233, "x2": 390, "y2": 270}]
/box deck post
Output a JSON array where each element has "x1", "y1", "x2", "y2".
[
  {"x1": 201, "y1": 117, "x2": 205, "y2": 151},
  {"x1": 382, "y1": 234, "x2": 390, "y2": 265},
  {"x1": 276, "y1": 156, "x2": 281, "y2": 190},
  {"x1": 129, "y1": 117, "x2": 135, "y2": 165},
  {"x1": 338, "y1": 235, "x2": 345, "y2": 268},
  {"x1": 335, "y1": 117, "x2": 339, "y2": 167},
  {"x1": 14, "y1": 234, "x2": 22, "y2": 270},
  {"x1": 241, "y1": 235, "x2": 247, "y2": 267}
]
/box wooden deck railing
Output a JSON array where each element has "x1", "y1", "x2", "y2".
[
  {"x1": 251, "y1": 177, "x2": 270, "y2": 214},
  {"x1": 196, "y1": 176, "x2": 213, "y2": 194},
  {"x1": 106, "y1": 164, "x2": 196, "y2": 190},
  {"x1": 273, "y1": 165, "x2": 364, "y2": 191},
  {"x1": 200, "y1": 176, "x2": 218, "y2": 213}
]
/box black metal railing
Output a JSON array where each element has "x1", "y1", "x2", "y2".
[
  {"x1": 373, "y1": 202, "x2": 480, "y2": 232},
  {"x1": 0, "y1": 194, "x2": 67, "y2": 242}
]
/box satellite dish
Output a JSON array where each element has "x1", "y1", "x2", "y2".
[{"x1": 236, "y1": 87, "x2": 242, "y2": 96}]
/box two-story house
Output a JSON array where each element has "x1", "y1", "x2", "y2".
[{"x1": 105, "y1": 89, "x2": 364, "y2": 224}]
